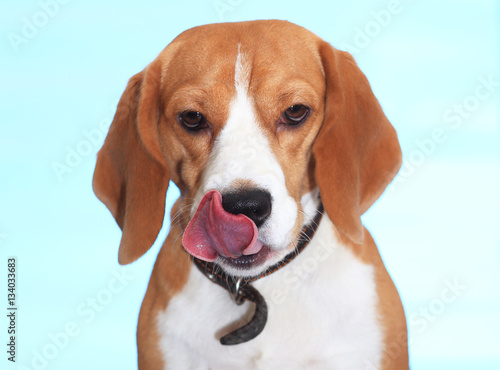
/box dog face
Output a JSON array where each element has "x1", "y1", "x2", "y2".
[
  {"x1": 93, "y1": 21, "x2": 401, "y2": 276},
  {"x1": 158, "y1": 24, "x2": 326, "y2": 276}
]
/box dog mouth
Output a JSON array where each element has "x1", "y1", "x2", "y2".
[
  {"x1": 182, "y1": 190, "x2": 281, "y2": 272},
  {"x1": 218, "y1": 246, "x2": 271, "y2": 269}
]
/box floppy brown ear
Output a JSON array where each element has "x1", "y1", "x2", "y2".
[
  {"x1": 313, "y1": 42, "x2": 402, "y2": 244},
  {"x1": 92, "y1": 60, "x2": 170, "y2": 265}
]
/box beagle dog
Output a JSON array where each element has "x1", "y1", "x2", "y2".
[{"x1": 93, "y1": 20, "x2": 408, "y2": 369}]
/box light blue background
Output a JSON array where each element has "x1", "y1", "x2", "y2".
[{"x1": 1, "y1": 0, "x2": 499, "y2": 369}]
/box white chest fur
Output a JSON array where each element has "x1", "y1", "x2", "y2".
[{"x1": 157, "y1": 216, "x2": 383, "y2": 369}]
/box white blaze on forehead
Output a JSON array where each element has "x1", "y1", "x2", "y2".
[
  {"x1": 191, "y1": 45, "x2": 298, "y2": 251},
  {"x1": 234, "y1": 44, "x2": 250, "y2": 91}
]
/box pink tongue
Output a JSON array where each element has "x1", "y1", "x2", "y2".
[{"x1": 182, "y1": 190, "x2": 262, "y2": 262}]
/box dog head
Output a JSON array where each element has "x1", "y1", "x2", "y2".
[{"x1": 93, "y1": 20, "x2": 401, "y2": 276}]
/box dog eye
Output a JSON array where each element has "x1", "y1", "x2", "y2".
[
  {"x1": 178, "y1": 111, "x2": 208, "y2": 130},
  {"x1": 280, "y1": 105, "x2": 309, "y2": 126}
]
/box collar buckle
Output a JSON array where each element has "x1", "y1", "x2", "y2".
[{"x1": 231, "y1": 277, "x2": 244, "y2": 305}]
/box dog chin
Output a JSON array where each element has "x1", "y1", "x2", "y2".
[{"x1": 216, "y1": 243, "x2": 293, "y2": 278}]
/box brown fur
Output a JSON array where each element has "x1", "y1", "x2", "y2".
[{"x1": 93, "y1": 20, "x2": 408, "y2": 369}]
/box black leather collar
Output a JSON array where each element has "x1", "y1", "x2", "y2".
[{"x1": 193, "y1": 201, "x2": 324, "y2": 345}]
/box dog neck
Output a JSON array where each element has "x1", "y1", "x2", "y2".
[{"x1": 192, "y1": 201, "x2": 324, "y2": 345}]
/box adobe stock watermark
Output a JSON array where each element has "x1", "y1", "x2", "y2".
[
  {"x1": 16, "y1": 268, "x2": 134, "y2": 370},
  {"x1": 51, "y1": 119, "x2": 110, "y2": 182},
  {"x1": 269, "y1": 239, "x2": 338, "y2": 305},
  {"x1": 409, "y1": 277, "x2": 467, "y2": 333},
  {"x1": 340, "y1": 0, "x2": 411, "y2": 55},
  {"x1": 6, "y1": 0, "x2": 72, "y2": 54},
  {"x1": 213, "y1": 0, "x2": 244, "y2": 21},
  {"x1": 364, "y1": 277, "x2": 467, "y2": 370},
  {"x1": 392, "y1": 74, "x2": 498, "y2": 190},
  {"x1": 51, "y1": 99, "x2": 120, "y2": 183},
  {"x1": 204, "y1": 133, "x2": 278, "y2": 188}
]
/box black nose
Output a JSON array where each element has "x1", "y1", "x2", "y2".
[{"x1": 221, "y1": 189, "x2": 272, "y2": 228}]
